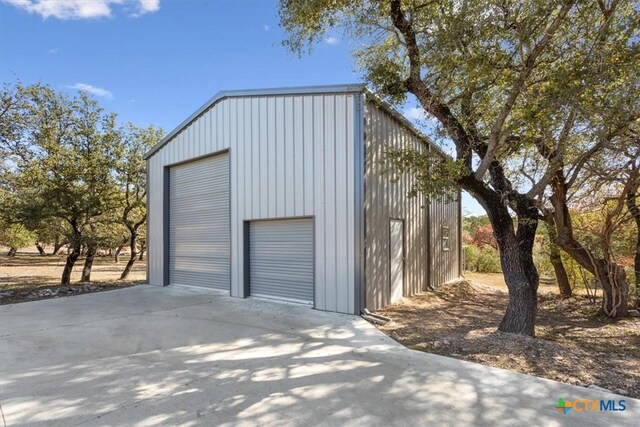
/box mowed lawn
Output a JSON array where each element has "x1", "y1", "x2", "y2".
[{"x1": 0, "y1": 247, "x2": 146, "y2": 290}]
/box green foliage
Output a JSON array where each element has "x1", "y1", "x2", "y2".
[
  {"x1": 0, "y1": 222, "x2": 35, "y2": 249},
  {"x1": 1, "y1": 82, "x2": 163, "y2": 283},
  {"x1": 6, "y1": 85, "x2": 122, "y2": 234},
  {"x1": 279, "y1": 0, "x2": 639, "y2": 209},
  {"x1": 32, "y1": 217, "x2": 68, "y2": 246},
  {"x1": 463, "y1": 215, "x2": 490, "y2": 235},
  {"x1": 386, "y1": 147, "x2": 465, "y2": 200},
  {"x1": 116, "y1": 124, "x2": 163, "y2": 232},
  {"x1": 533, "y1": 248, "x2": 554, "y2": 277},
  {"x1": 464, "y1": 245, "x2": 502, "y2": 273}
]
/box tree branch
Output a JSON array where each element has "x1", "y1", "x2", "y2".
[{"x1": 475, "y1": 0, "x2": 577, "y2": 180}]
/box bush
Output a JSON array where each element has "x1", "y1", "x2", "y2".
[
  {"x1": 0, "y1": 223, "x2": 36, "y2": 251},
  {"x1": 464, "y1": 245, "x2": 502, "y2": 273},
  {"x1": 533, "y1": 249, "x2": 554, "y2": 277}
]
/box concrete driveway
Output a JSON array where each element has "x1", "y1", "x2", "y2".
[{"x1": 0, "y1": 286, "x2": 637, "y2": 426}]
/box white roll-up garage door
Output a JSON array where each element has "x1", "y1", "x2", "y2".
[
  {"x1": 249, "y1": 218, "x2": 314, "y2": 304},
  {"x1": 169, "y1": 154, "x2": 230, "y2": 290}
]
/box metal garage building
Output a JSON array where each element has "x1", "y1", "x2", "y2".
[{"x1": 145, "y1": 84, "x2": 461, "y2": 315}]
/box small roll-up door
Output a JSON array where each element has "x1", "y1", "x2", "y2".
[
  {"x1": 249, "y1": 218, "x2": 314, "y2": 304},
  {"x1": 169, "y1": 154, "x2": 230, "y2": 290}
]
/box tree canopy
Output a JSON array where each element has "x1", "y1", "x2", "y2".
[
  {"x1": 1, "y1": 83, "x2": 162, "y2": 284},
  {"x1": 280, "y1": 0, "x2": 640, "y2": 334}
]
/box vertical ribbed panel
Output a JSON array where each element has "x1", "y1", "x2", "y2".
[
  {"x1": 389, "y1": 219, "x2": 404, "y2": 303},
  {"x1": 429, "y1": 194, "x2": 461, "y2": 286},
  {"x1": 249, "y1": 219, "x2": 314, "y2": 304},
  {"x1": 364, "y1": 100, "x2": 428, "y2": 310},
  {"x1": 147, "y1": 93, "x2": 357, "y2": 314},
  {"x1": 168, "y1": 154, "x2": 230, "y2": 290}
]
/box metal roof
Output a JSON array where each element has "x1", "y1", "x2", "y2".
[{"x1": 144, "y1": 83, "x2": 447, "y2": 160}]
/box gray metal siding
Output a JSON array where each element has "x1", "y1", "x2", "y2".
[
  {"x1": 249, "y1": 218, "x2": 314, "y2": 303},
  {"x1": 168, "y1": 154, "x2": 230, "y2": 290},
  {"x1": 389, "y1": 219, "x2": 405, "y2": 303},
  {"x1": 364, "y1": 100, "x2": 428, "y2": 311},
  {"x1": 429, "y1": 193, "x2": 461, "y2": 286},
  {"x1": 147, "y1": 93, "x2": 357, "y2": 313}
]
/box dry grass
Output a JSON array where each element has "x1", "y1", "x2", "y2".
[
  {"x1": 464, "y1": 271, "x2": 592, "y2": 296},
  {"x1": 0, "y1": 248, "x2": 145, "y2": 295},
  {"x1": 377, "y1": 278, "x2": 640, "y2": 398}
]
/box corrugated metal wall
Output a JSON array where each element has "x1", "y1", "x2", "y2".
[
  {"x1": 429, "y1": 193, "x2": 461, "y2": 286},
  {"x1": 363, "y1": 100, "x2": 428, "y2": 311},
  {"x1": 148, "y1": 93, "x2": 357, "y2": 314},
  {"x1": 363, "y1": 99, "x2": 462, "y2": 310}
]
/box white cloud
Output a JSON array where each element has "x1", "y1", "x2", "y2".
[
  {"x1": 263, "y1": 24, "x2": 270, "y2": 32},
  {"x1": 324, "y1": 36, "x2": 339, "y2": 45},
  {"x1": 68, "y1": 83, "x2": 113, "y2": 99},
  {"x1": 138, "y1": 0, "x2": 158, "y2": 14},
  {"x1": 2, "y1": 0, "x2": 161, "y2": 19},
  {"x1": 47, "y1": 47, "x2": 59, "y2": 54}
]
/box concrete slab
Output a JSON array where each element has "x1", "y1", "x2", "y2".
[{"x1": 0, "y1": 285, "x2": 637, "y2": 426}]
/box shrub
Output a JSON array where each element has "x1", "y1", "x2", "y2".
[
  {"x1": 464, "y1": 245, "x2": 502, "y2": 273},
  {"x1": 0, "y1": 223, "x2": 35, "y2": 250}
]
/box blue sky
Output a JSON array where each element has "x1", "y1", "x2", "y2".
[{"x1": 0, "y1": 0, "x2": 484, "y2": 215}]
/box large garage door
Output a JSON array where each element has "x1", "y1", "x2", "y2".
[
  {"x1": 169, "y1": 154, "x2": 230, "y2": 290},
  {"x1": 249, "y1": 218, "x2": 314, "y2": 304}
]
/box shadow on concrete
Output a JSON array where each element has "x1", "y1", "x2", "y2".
[{"x1": 0, "y1": 286, "x2": 636, "y2": 426}]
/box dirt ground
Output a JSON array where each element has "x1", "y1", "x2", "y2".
[
  {"x1": 0, "y1": 248, "x2": 146, "y2": 303},
  {"x1": 377, "y1": 278, "x2": 640, "y2": 399},
  {"x1": 464, "y1": 271, "x2": 593, "y2": 295}
]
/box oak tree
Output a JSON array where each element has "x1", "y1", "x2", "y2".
[{"x1": 280, "y1": 0, "x2": 639, "y2": 334}]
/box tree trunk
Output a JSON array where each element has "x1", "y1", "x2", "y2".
[
  {"x1": 557, "y1": 244, "x2": 629, "y2": 317},
  {"x1": 593, "y1": 260, "x2": 629, "y2": 317},
  {"x1": 543, "y1": 221, "x2": 572, "y2": 297},
  {"x1": 7, "y1": 247, "x2": 17, "y2": 257},
  {"x1": 35, "y1": 242, "x2": 46, "y2": 256},
  {"x1": 494, "y1": 228, "x2": 539, "y2": 336},
  {"x1": 51, "y1": 242, "x2": 67, "y2": 255},
  {"x1": 482, "y1": 197, "x2": 539, "y2": 336},
  {"x1": 80, "y1": 244, "x2": 97, "y2": 282},
  {"x1": 61, "y1": 228, "x2": 81, "y2": 285},
  {"x1": 550, "y1": 252, "x2": 572, "y2": 298},
  {"x1": 551, "y1": 175, "x2": 629, "y2": 317},
  {"x1": 114, "y1": 245, "x2": 123, "y2": 263},
  {"x1": 138, "y1": 239, "x2": 146, "y2": 261},
  {"x1": 52, "y1": 241, "x2": 65, "y2": 256},
  {"x1": 120, "y1": 230, "x2": 138, "y2": 280}
]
